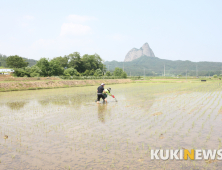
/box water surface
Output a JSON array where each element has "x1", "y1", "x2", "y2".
[{"x1": 0, "y1": 83, "x2": 222, "y2": 169}]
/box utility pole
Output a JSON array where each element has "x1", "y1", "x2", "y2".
[
  {"x1": 186, "y1": 69, "x2": 187, "y2": 81},
  {"x1": 221, "y1": 65, "x2": 222, "y2": 76},
  {"x1": 130, "y1": 71, "x2": 131, "y2": 77},
  {"x1": 164, "y1": 64, "x2": 165, "y2": 77},
  {"x1": 108, "y1": 65, "x2": 109, "y2": 72},
  {"x1": 103, "y1": 63, "x2": 104, "y2": 77},
  {"x1": 196, "y1": 65, "x2": 198, "y2": 77},
  {"x1": 123, "y1": 62, "x2": 124, "y2": 72},
  {"x1": 144, "y1": 68, "x2": 145, "y2": 79}
]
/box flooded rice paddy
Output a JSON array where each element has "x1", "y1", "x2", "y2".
[{"x1": 0, "y1": 82, "x2": 222, "y2": 169}]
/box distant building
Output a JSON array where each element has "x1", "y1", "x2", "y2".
[{"x1": 0, "y1": 69, "x2": 14, "y2": 74}]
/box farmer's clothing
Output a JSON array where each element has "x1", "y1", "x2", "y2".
[
  {"x1": 103, "y1": 89, "x2": 112, "y2": 98},
  {"x1": 97, "y1": 85, "x2": 104, "y2": 94},
  {"x1": 97, "y1": 94, "x2": 105, "y2": 101},
  {"x1": 97, "y1": 85, "x2": 105, "y2": 101}
]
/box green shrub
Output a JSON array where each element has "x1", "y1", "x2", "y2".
[
  {"x1": 64, "y1": 68, "x2": 79, "y2": 76},
  {"x1": 121, "y1": 71, "x2": 127, "y2": 78},
  {"x1": 94, "y1": 69, "x2": 103, "y2": 77},
  {"x1": 105, "y1": 71, "x2": 111, "y2": 76},
  {"x1": 113, "y1": 67, "x2": 123, "y2": 76},
  {"x1": 30, "y1": 72, "x2": 40, "y2": 77}
]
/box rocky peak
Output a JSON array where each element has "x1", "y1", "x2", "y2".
[{"x1": 124, "y1": 43, "x2": 155, "y2": 62}]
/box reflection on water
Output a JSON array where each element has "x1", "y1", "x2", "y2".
[
  {"x1": 98, "y1": 104, "x2": 106, "y2": 123},
  {"x1": 0, "y1": 82, "x2": 222, "y2": 169},
  {"x1": 97, "y1": 104, "x2": 110, "y2": 123}
]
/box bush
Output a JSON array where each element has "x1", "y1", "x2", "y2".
[
  {"x1": 64, "y1": 68, "x2": 79, "y2": 76},
  {"x1": 113, "y1": 67, "x2": 123, "y2": 76},
  {"x1": 13, "y1": 68, "x2": 29, "y2": 77},
  {"x1": 13, "y1": 66, "x2": 42, "y2": 77},
  {"x1": 213, "y1": 75, "x2": 218, "y2": 78},
  {"x1": 94, "y1": 69, "x2": 103, "y2": 77},
  {"x1": 89, "y1": 69, "x2": 94, "y2": 76},
  {"x1": 83, "y1": 70, "x2": 90, "y2": 76},
  {"x1": 121, "y1": 71, "x2": 127, "y2": 78},
  {"x1": 105, "y1": 71, "x2": 111, "y2": 76},
  {"x1": 30, "y1": 72, "x2": 40, "y2": 77}
]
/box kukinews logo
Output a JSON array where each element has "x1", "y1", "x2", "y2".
[{"x1": 151, "y1": 149, "x2": 222, "y2": 160}]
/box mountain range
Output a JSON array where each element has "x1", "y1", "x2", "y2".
[{"x1": 105, "y1": 43, "x2": 222, "y2": 76}]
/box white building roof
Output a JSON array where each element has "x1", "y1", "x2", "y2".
[{"x1": 0, "y1": 69, "x2": 14, "y2": 72}]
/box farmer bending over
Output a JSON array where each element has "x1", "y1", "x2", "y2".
[{"x1": 103, "y1": 87, "x2": 115, "y2": 101}]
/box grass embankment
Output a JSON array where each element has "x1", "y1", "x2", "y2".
[
  {"x1": 135, "y1": 77, "x2": 221, "y2": 83},
  {"x1": 0, "y1": 75, "x2": 220, "y2": 92},
  {"x1": 0, "y1": 76, "x2": 132, "y2": 92}
]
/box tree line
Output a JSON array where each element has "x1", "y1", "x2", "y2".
[
  {"x1": 105, "y1": 56, "x2": 222, "y2": 77},
  {"x1": 0, "y1": 54, "x2": 37, "y2": 68},
  {"x1": 4, "y1": 52, "x2": 127, "y2": 78}
]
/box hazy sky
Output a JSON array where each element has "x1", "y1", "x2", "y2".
[{"x1": 0, "y1": 0, "x2": 222, "y2": 62}]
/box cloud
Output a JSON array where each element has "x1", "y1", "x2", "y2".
[
  {"x1": 66, "y1": 15, "x2": 96, "y2": 23},
  {"x1": 60, "y1": 15, "x2": 96, "y2": 36},
  {"x1": 60, "y1": 23, "x2": 92, "y2": 36}
]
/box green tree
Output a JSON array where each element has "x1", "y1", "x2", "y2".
[
  {"x1": 13, "y1": 68, "x2": 28, "y2": 77},
  {"x1": 113, "y1": 67, "x2": 123, "y2": 76},
  {"x1": 13, "y1": 65, "x2": 42, "y2": 77},
  {"x1": 64, "y1": 68, "x2": 79, "y2": 76},
  {"x1": 30, "y1": 65, "x2": 41, "y2": 75},
  {"x1": 49, "y1": 60, "x2": 64, "y2": 76},
  {"x1": 94, "y1": 69, "x2": 103, "y2": 77},
  {"x1": 68, "y1": 52, "x2": 84, "y2": 72},
  {"x1": 82, "y1": 53, "x2": 104, "y2": 72},
  {"x1": 89, "y1": 69, "x2": 94, "y2": 76},
  {"x1": 36, "y1": 58, "x2": 50, "y2": 76},
  {"x1": 83, "y1": 70, "x2": 90, "y2": 76},
  {"x1": 105, "y1": 71, "x2": 111, "y2": 76},
  {"x1": 51, "y1": 56, "x2": 68, "y2": 68},
  {"x1": 6, "y1": 55, "x2": 29, "y2": 68},
  {"x1": 121, "y1": 71, "x2": 127, "y2": 78}
]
